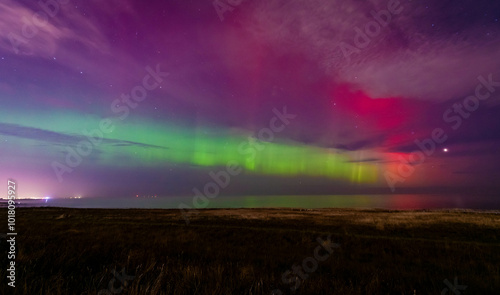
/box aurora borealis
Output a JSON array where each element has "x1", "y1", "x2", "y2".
[{"x1": 1, "y1": 0, "x2": 500, "y2": 201}]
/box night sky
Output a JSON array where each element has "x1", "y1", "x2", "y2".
[{"x1": 1, "y1": 0, "x2": 500, "y2": 199}]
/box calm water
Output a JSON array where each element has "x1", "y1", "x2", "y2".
[{"x1": 2, "y1": 194, "x2": 500, "y2": 210}]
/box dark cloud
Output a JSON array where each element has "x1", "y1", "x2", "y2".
[{"x1": 0, "y1": 123, "x2": 168, "y2": 149}]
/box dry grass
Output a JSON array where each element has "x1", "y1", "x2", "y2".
[{"x1": 0, "y1": 207, "x2": 499, "y2": 294}]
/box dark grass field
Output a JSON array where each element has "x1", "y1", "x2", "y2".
[{"x1": 1, "y1": 208, "x2": 499, "y2": 294}]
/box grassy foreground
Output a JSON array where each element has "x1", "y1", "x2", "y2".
[{"x1": 1, "y1": 208, "x2": 499, "y2": 294}]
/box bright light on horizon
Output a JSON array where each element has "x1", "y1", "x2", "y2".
[{"x1": 2, "y1": 196, "x2": 47, "y2": 200}]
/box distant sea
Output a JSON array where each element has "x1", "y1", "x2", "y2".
[{"x1": 1, "y1": 194, "x2": 500, "y2": 210}]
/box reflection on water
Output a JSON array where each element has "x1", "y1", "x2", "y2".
[{"x1": 1, "y1": 194, "x2": 499, "y2": 210}]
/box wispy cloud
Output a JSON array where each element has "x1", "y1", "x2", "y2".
[
  {"x1": 241, "y1": 0, "x2": 500, "y2": 101},
  {"x1": 0, "y1": 0, "x2": 145, "y2": 87},
  {"x1": 0, "y1": 1, "x2": 109, "y2": 57},
  {"x1": 0, "y1": 122, "x2": 168, "y2": 149}
]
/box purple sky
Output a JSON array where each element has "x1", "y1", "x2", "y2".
[{"x1": 1, "y1": 0, "x2": 500, "y2": 200}]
